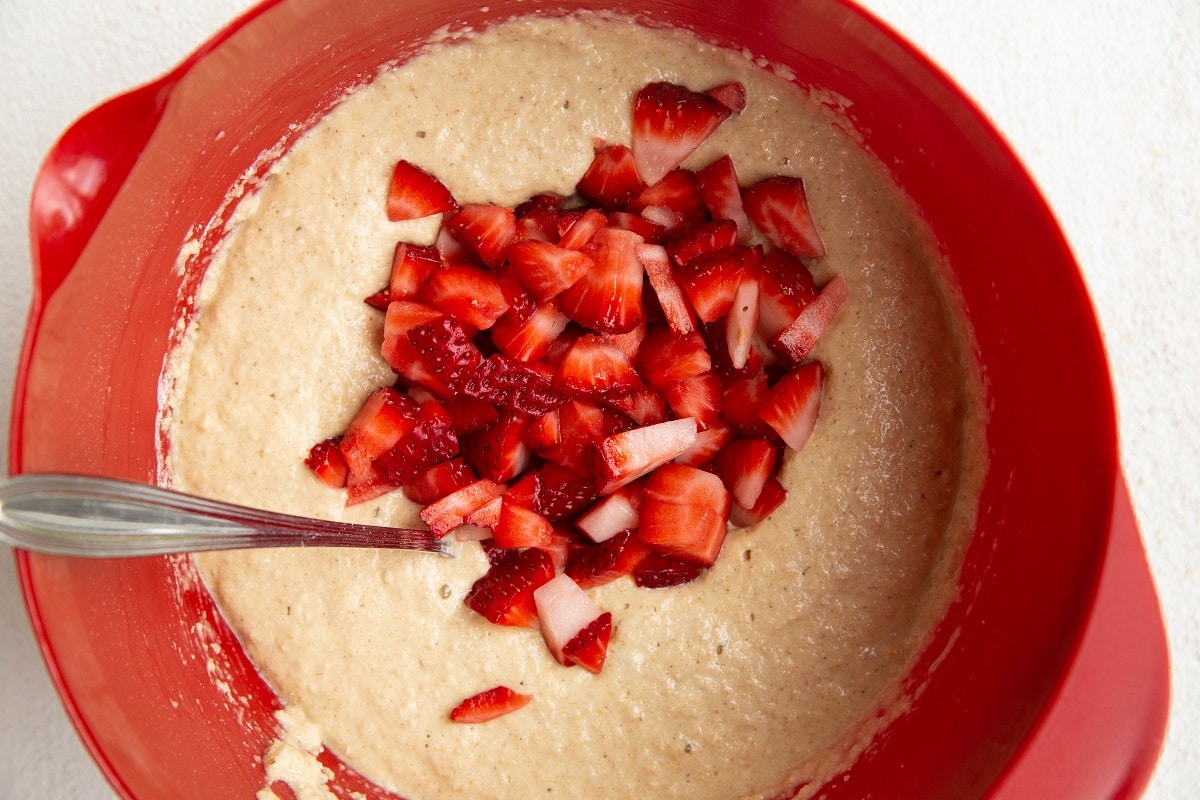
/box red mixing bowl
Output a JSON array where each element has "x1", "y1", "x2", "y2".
[{"x1": 9, "y1": 0, "x2": 1170, "y2": 797}]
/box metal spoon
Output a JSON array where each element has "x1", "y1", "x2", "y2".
[{"x1": 0, "y1": 473, "x2": 448, "y2": 558}]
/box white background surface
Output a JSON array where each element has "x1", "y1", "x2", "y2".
[{"x1": 0, "y1": 1, "x2": 1195, "y2": 797}]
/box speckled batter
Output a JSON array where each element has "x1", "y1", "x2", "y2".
[{"x1": 162, "y1": 13, "x2": 985, "y2": 800}]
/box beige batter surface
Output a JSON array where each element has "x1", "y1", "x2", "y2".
[{"x1": 162, "y1": 13, "x2": 985, "y2": 800}]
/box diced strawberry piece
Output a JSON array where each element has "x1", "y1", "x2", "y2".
[
  {"x1": 462, "y1": 414, "x2": 532, "y2": 483},
  {"x1": 721, "y1": 371, "x2": 774, "y2": 438},
  {"x1": 631, "y1": 82, "x2": 733, "y2": 186},
  {"x1": 543, "y1": 527, "x2": 577, "y2": 572},
  {"x1": 449, "y1": 685, "x2": 533, "y2": 723},
  {"x1": 742, "y1": 175, "x2": 826, "y2": 259},
  {"x1": 673, "y1": 422, "x2": 733, "y2": 468},
  {"x1": 558, "y1": 227, "x2": 645, "y2": 335},
  {"x1": 696, "y1": 155, "x2": 752, "y2": 243},
  {"x1": 384, "y1": 300, "x2": 445, "y2": 341},
  {"x1": 704, "y1": 81, "x2": 747, "y2": 115},
  {"x1": 638, "y1": 205, "x2": 683, "y2": 234},
  {"x1": 389, "y1": 242, "x2": 443, "y2": 300},
  {"x1": 524, "y1": 410, "x2": 561, "y2": 450},
  {"x1": 532, "y1": 573, "x2": 607, "y2": 665},
  {"x1": 730, "y1": 476, "x2": 788, "y2": 528},
  {"x1": 637, "y1": 244, "x2": 697, "y2": 335},
  {"x1": 387, "y1": 159, "x2": 458, "y2": 222},
  {"x1": 666, "y1": 219, "x2": 739, "y2": 267},
  {"x1": 465, "y1": 495, "x2": 503, "y2": 529},
  {"x1": 629, "y1": 169, "x2": 708, "y2": 223},
  {"x1": 592, "y1": 418, "x2": 699, "y2": 494},
  {"x1": 664, "y1": 373, "x2": 723, "y2": 430},
  {"x1": 534, "y1": 399, "x2": 607, "y2": 475},
  {"x1": 490, "y1": 301, "x2": 570, "y2": 363},
  {"x1": 364, "y1": 288, "x2": 390, "y2": 310},
  {"x1": 445, "y1": 394, "x2": 500, "y2": 435},
  {"x1": 637, "y1": 463, "x2": 731, "y2": 566},
  {"x1": 384, "y1": 335, "x2": 455, "y2": 399},
  {"x1": 558, "y1": 208, "x2": 607, "y2": 251},
  {"x1": 508, "y1": 240, "x2": 594, "y2": 302},
  {"x1": 565, "y1": 530, "x2": 652, "y2": 589},
  {"x1": 305, "y1": 437, "x2": 349, "y2": 489},
  {"x1": 515, "y1": 192, "x2": 565, "y2": 218},
  {"x1": 726, "y1": 271, "x2": 760, "y2": 370},
  {"x1": 575, "y1": 485, "x2": 642, "y2": 544},
  {"x1": 514, "y1": 193, "x2": 564, "y2": 243},
  {"x1": 532, "y1": 464, "x2": 603, "y2": 523},
  {"x1": 576, "y1": 142, "x2": 646, "y2": 209},
  {"x1": 606, "y1": 318, "x2": 647, "y2": 362},
  {"x1": 435, "y1": 224, "x2": 480, "y2": 267},
  {"x1": 466, "y1": 546, "x2": 555, "y2": 627},
  {"x1": 605, "y1": 385, "x2": 669, "y2": 426},
  {"x1": 401, "y1": 457, "x2": 477, "y2": 505},
  {"x1": 638, "y1": 328, "x2": 712, "y2": 389},
  {"x1": 770, "y1": 275, "x2": 848, "y2": 367},
  {"x1": 757, "y1": 248, "x2": 820, "y2": 340},
  {"x1": 608, "y1": 210, "x2": 667, "y2": 243},
  {"x1": 462, "y1": 354, "x2": 568, "y2": 416},
  {"x1": 374, "y1": 399, "x2": 461, "y2": 485},
  {"x1": 561, "y1": 611, "x2": 613, "y2": 674},
  {"x1": 698, "y1": 320, "x2": 765, "y2": 381},
  {"x1": 406, "y1": 317, "x2": 485, "y2": 389},
  {"x1": 759, "y1": 362, "x2": 824, "y2": 451},
  {"x1": 339, "y1": 387, "x2": 418, "y2": 483},
  {"x1": 675, "y1": 245, "x2": 759, "y2": 323},
  {"x1": 344, "y1": 468, "x2": 393, "y2": 506},
  {"x1": 421, "y1": 479, "x2": 506, "y2": 538},
  {"x1": 555, "y1": 335, "x2": 643, "y2": 399},
  {"x1": 444, "y1": 204, "x2": 517, "y2": 268},
  {"x1": 714, "y1": 438, "x2": 778, "y2": 510},
  {"x1": 418, "y1": 265, "x2": 510, "y2": 331},
  {"x1": 493, "y1": 497, "x2": 554, "y2": 549},
  {"x1": 632, "y1": 552, "x2": 706, "y2": 588}
]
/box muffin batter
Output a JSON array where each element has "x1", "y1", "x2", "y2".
[{"x1": 162, "y1": 13, "x2": 985, "y2": 800}]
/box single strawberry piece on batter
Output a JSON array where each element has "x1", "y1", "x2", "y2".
[
  {"x1": 449, "y1": 685, "x2": 533, "y2": 723},
  {"x1": 387, "y1": 159, "x2": 458, "y2": 222},
  {"x1": 742, "y1": 175, "x2": 827, "y2": 259},
  {"x1": 561, "y1": 611, "x2": 613, "y2": 674},
  {"x1": 631, "y1": 81, "x2": 733, "y2": 186},
  {"x1": 770, "y1": 274, "x2": 848, "y2": 367},
  {"x1": 576, "y1": 142, "x2": 646, "y2": 209},
  {"x1": 389, "y1": 242, "x2": 443, "y2": 299},
  {"x1": 632, "y1": 552, "x2": 705, "y2": 588},
  {"x1": 759, "y1": 362, "x2": 824, "y2": 452},
  {"x1": 304, "y1": 437, "x2": 349, "y2": 489}
]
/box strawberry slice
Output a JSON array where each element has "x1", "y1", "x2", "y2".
[
  {"x1": 507, "y1": 239, "x2": 594, "y2": 302},
  {"x1": 759, "y1": 362, "x2": 824, "y2": 451},
  {"x1": 742, "y1": 175, "x2": 826, "y2": 259},
  {"x1": 673, "y1": 422, "x2": 733, "y2": 468},
  {"x1": 637, "y1": 463, "x2": 731, "y2": 566},
  {"x1": 462, "y1": 414, "x2": 532, "y2": 483},
  {"x1": 387, "y1": 159, "x2": 458, "y2": 222},
  {"x1": 664, "y1": 373, "x2": 723, "y2": 430},
  {"x1": 675, "y1": 245, "x2": 759, "y2": 323},
  {"x1": 629, "y1": 169, "x2": 708, "y2": 223},
  {"x1": 339, "y1": 387, "x2": 418, "y2": 483},
  {"x1": 555, "y1": 335, "x2": 643, "y2": 399},
  {"x1": 558, "y1": 227, "x2": 645, "y2": 335},
  {"x1": 449, "y1": 686, "x2": 533, "y2": 723},
  {"x1": 419, "y1": 479, "x2": 506, "y2": 537},
  {"x1": 730, "y1": 475, "x2": 788, "y2": 528},
  {"x1": 558, "y1": 207, "x2": 608, "y2": 251},
  {"x1": 389, "y1": 242, "x2": 443, "y2": 300},
  {"x1": 704, "y1": 81, "x2": 747, "y2": 115},
  {"x1": 463, "y1": 354, "x2": 568, "y2": 417},
  {"x1": 561, "y1": 611, "x2": 613, "y2": 674},
  {"x1": 532, "y1": 573, "x2": 608, "y2": 666},
  {"x1": 696, "y1": 155, "x2": 752, "y2": 243},
  {"x1": 631, "y1": 81, "x2": 733, "y2": 186},
  {"x1": 606, "y1": 318, "x2": 647, "y2": 362},
  {"x1": 770, "y1": 274, "x2": 848, "y2": 367},
  {"x1": 576, "y1": 142, "x2": 646, "y2": 209},
  {"x1": 444, "y1": 204, "x2": 517, "y2": 268},
  {"x1": 466, "y1": 546, "x2": 555, "y2": 627},
  {"x1": 401, "y1": 457, "x2": 477, "y2": 505},
  {"x1": 418, "y1": 265, "x2": 511, "y2": 331},
  {"x1": 714, "y1": 438, "x2": 779, "y2": 510},
  {"x1": 592, "y1": 417, "x2": 699, "y2": 494},
  {"x1": 304, "y1": 437, "x2": 349, "y2": 489},
  {"x1": 493, "y1": 496, "x2": 554, "y2": 549},
  {"x1": 725, "y1": 271, "x2": 760, "y2": 370},
  {"x1": 757, "y1": 248, "x2": 820, "y2": 340},
  {"x1": 632, "y1": 552, "x2": 705, "y2": 588},
  {"x1": 565, "y1": 529, "x2": 652, "y2": 588},
  {"x1": 638, "y1": 328, "x2": 712, "y2": 389},
  {"x1": 666, "y1": 218, "x2": 739, "y2": 267},
  {"x1": 575, "y1": 485, "x2": 642, "y2": 544},
  {"x1": 637, "y1": 244, "x2": 698, "y2": 335}
]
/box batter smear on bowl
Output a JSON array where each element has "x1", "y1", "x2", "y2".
[{"x1": 161, "y1": 12, "x2": 986, "y2": 800}]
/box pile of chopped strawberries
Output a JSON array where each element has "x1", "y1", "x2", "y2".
[{"x1": 304, "y1": 79, "x2": 847, "y2": 720}]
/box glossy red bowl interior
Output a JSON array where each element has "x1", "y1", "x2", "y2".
[{"x1": 9, "y1": 0, "x2": 1135, "y2": 797}]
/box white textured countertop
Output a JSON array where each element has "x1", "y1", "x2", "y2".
[{"x1": 0, "y1": 1, "x2": 1195, "y2": 797}]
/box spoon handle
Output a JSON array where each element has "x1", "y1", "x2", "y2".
[{"x1": 0, "y1": 473, "x2": 447, "y2": 558}]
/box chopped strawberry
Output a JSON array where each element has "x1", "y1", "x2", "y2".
[
  {"x1": 305, "y1": 437, "x2": 349, "y2": 489},
  {"x1": 592, "y1": 417, "x2": 699, "y2": 494},
  {"x1": 576, "y1": 142, "x2": 645, "y2": 209},
  {"x1": 418, "y1": 265, "x2": 511, "y2": 331},
  {"x1": 406, "y1": 317, "x2": 485, "y2": 390},
  {"x1": 770, "y1": 274, "x2": 848, "y2": 367},
  {"x1": 637, "y1": 205, "x2": 683, "y2": 234},
  {"x1": 464, "y1": 495, "x2": 503, "y2": 529},
  {"x1": 704, "y1": 81, "x2": 747, "y2": 115},
  {"x1": 386, "y1": 159, "x2": 458, "y2": 222},
  {"x1": 605, "y1": 385, "x2": 669, "y2": 426},
  {"x1": 542, "y1": 527, "x2": 577, "y2": 572},
  {"x1": 384, "y1": 335, "x2": 455, "y2": 398},
  {"x1": 637, "y1": 243, "x2": 697, "y2": 335},
  {"x1": 389, "y1": 242, "x2": 443, "y2": 300},
  {"x1": 759, "y1": 362, "x2": 824, "y2": 451},
  {"x1": 508, "y1": 239, "x2": 594, "y2": 302},
  {"x1": 401, "y1": 457, "x2": 477, "y2": 505},
  {"x1": 742, "y1": 175, "x2": 826, "y2": 259},
  {"x1": 632, "y1": 552, "x2": 705, "y2": 588},
  {"x1": 565, "y1": 529, "x2": 652, "y2": 588},
  {"x1": 445, "y1": 394, "x2": 500, "y2": 435},
  {"x1": 696, "y1": 155, "x2": 752, "y2": 243},
  {"x1": 729, "y1": 476, "x2": 788, "y2": 528},
  {"x1": 462, "y1": 414, "x2": 532, "y2": 483},
  {"x1": 555, "y1": 335, "x2": 643, "y2": 398},
  {"x1": 631, "y1": 82, "x2": 733, "y2": 186},
  {"x1": 374, "y1": 398, "x2": 461, "y2": 485},
  {"x1": 458, "y1": 354, "x2": 566, "y2": 417},
  {"x1": 530, "y1": 463, "x2": 600, "y2": 522},
  {"x1": 575, "y1": 484, "x2": 642, "y2": 543},
  {"x1": 725, "y1": 271, "x2": 760, "y2": 370},
  {"x1": 523, "y1": 410, "x2": 561, "y2": 450},
  {"x1": 629, "y1": 169, "x2": 708, "y2": 223},
  {"x1": 714, "y1": 438, "x2": 778, "y2": 510},
  {"x1": 638, "y1": 328, "x2": 712, "y2": 389},
  {"x1": 757, "y1": 248, "x2": 820, "y2": 340},
  {"x1": 673, "y1": 422, "x2": 733, "y2": 468},
  {"x1": 557, "y1": 207, "x2": 607, "y2": 251},
  {"x1": 444, "y1": 204, "x2": 517, "y2": 268},
  {"x1": 339, "y1": 387, "x2": 418, "y2": 483},
  {"x1": 664, "y1": 373, "x2": 723, "y2": 430},
  {"x1": 364, "y1": 288, "x2": 390, "y2": 311},
  {"x1": 466, "y1": 546, "x2": 555, "y2": 627},
  {"x1": 608, "y1": 210, "x2": 667, "y2": 243},
  {"x1": 558, "y1": 227, "x2": 645, "y2": 335},
  {"x1": 675, "y1": 244, "x2": 759, "y2": 323},
  {"x1": 606, "y1": 319, "x2": 647, "y2": 362},
  {"x1": 532, "y1": 573, "x2": 608, "y2": 666},
  {"x1": 490, "y1": 301, "x2": 570, "y2": 363},
  {"x1": 383, "y1": 300, "x2": 445, "y2": 341},
  {"x1": 666, "y1": 218, "x2": 739, "y2": 267},
  {"x1": 492, "y1": 497, "x2": 554, "y2": 549},
  {"x1": 637, "y1": 463, "x2": 731, "y2": 566},
  {"x1": 435, "y1": 224, "x2": 480, "y2": 267},
  {"x1": 449, "y1": 686, "x2": 533, "y2": 723},
  {"x1": 533, "y1": 398, "x2": 607, "y2": 473},
  {"x1": 721, "y1": 371, "x2": 774, "y2": 438},
  {"x1": 699, "y1": 319, "x2": 765, "y2": 380},
  {"x1": 514, "y1": 193, "x2": 564, "y2": 243},
  {"x1": 561, "y1": 611, "x2": 613, "y2": 673},
  {"x1": 420, "y1": 479, "x2": 506, "y2": 537}
]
